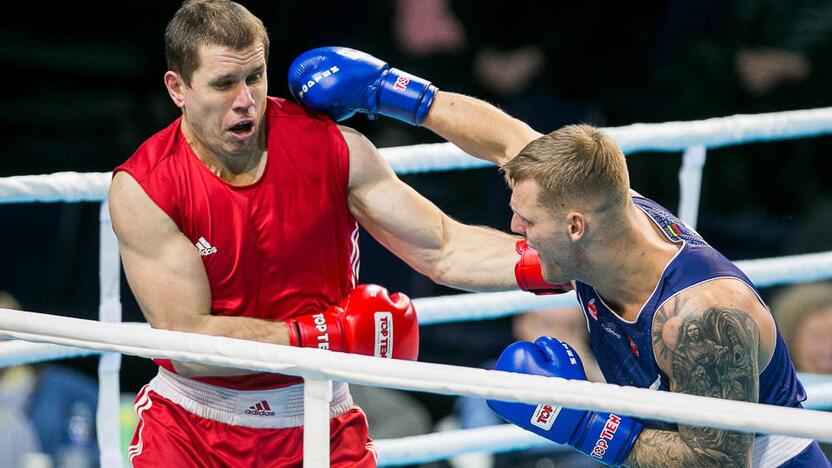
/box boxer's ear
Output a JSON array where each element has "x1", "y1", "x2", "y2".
[
  {"x1": 164, "y1": 71, "x2": 186, "y2": 108},
  {"x1": 567, "y1": 211, "x2": 586, "y2": 242}
]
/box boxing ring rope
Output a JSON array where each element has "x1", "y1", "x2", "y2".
[
  {"x1": 2, "y1": 106, "x2": 832, "y2": 467},
  {"x1": 5, "y1": 247, "x2": 832, "y2": 357},
  {"x1": 4, "y1": 106, "x2": 832, "y2": 202},
  {"x1": 2, "y1": 308, "x2": 832, "y2": 431},
  {"x1": 2, "y1": 337, "x2": 831, "y2": 468},
  {"x1": 4, "y1": 247, "x2": 832, "y2": 363}
]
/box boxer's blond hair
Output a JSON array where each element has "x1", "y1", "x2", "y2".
[
  {"x1": 165, "y1": 0, "x2": 270, "y2": 85},
  {"x1": 503, "y1": 124, "x2": 630, "y2": 215}
]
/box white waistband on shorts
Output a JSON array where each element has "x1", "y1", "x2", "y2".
[
  {"x1": 752, "y1": 433, "x2": 814, "y2": 467},
  {"x1": 148, "y1": 367, "x2": 354, "y2": 429}
]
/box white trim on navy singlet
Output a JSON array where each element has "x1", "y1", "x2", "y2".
[
  {"x1": 753, "y1": 434, "x2": 814, "y2": 467},
  {"x1": 591, "y1": 242, "x2": 686, "y2": 326},
  {"x1": 587, "y1": 201, "x2": 688, "y2": 326},
  {"x1": 578, "y1": 293, "x2": 593, "y2": 334}
]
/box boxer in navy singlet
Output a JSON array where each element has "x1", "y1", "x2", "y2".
[
  {"x1": 572, "y1": 194, "x2": 827, "y2": 466},
  {"x1": 284, "y1": 50, "x2": 832, "y2": 465}
]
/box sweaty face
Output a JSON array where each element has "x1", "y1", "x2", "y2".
[
  {"x1": 509, "y1": 179, "x2": 572, "y2": 283},
  {"x1": 178, "y1": 44, "x2": 268, "y2": 162}
]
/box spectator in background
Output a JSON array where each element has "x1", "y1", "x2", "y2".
[
  {"x1": 646, "y1": 0, "x2": 832, "y2": 261},
  {"x1": 393, "y1": 0, "x2": 466, "y2": 58},
  {"x1": 771, "y1": 283, "x2": 832, "y2": 374},
  {"x1": 0, "y1": 291, "x2": 42, "y2": 468},
  {"x1": 349, "y1": 384, "x2": 434, "y2": 461},
  {"x1": 771, "y1": 282, "x2": 832, "y2": 462},
  {"x1": 0, "y1": 368, "x2": 42, "y2": 468},
  {"x1": 0, "y1": 291, "x2": 99, "y2": 467}
]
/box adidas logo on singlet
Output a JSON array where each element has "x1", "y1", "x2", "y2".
[{"x1": 194, "y1": 236, "x2": 217, "y2": 256}]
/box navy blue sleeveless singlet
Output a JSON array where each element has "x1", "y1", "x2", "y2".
[
  {"x1": 573, "y1": 196, "x2": 805, "y2": 422},
  {"x1": 571, "y1": 196, "x2": 827, "y2": 466}
]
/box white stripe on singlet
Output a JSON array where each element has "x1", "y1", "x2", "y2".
[
  {"x1": 752, "y1": 434, "x2": 814, "y2": 467},
  {"x1": 147, "y1": 367, "x2": 354, "y2": 429}
]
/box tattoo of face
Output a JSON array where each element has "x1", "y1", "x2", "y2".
[{"x1": 650, "y1": 307, "x2": 760, "y2": 467}]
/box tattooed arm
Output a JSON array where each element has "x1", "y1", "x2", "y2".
[{"x1": 624, "y1": 298, "x2": 766, "y2": 467}]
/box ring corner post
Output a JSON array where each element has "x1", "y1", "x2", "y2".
[{"x1": 303, "y1": 377, "x2": 333, "y2": 468}]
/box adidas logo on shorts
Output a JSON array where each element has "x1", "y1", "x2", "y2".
[{"x1": 245, "y1": 400, "x2": 275, "y2": 416}]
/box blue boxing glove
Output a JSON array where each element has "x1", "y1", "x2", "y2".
[
  {"x1": 288, "y1": 46, "x2": 437, "y2": 125},
  {"x1": 487, "y1": 337, "x2": 643, "y2": 466}
]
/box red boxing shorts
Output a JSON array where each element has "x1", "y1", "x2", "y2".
[{"x1": 129, "y1": 368, "x2": 376, "y2": 467}]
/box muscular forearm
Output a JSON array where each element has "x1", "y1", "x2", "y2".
[
  {"x1": 624, "y1": 427, "x2": 752, "y2": 468},
  {"x1": 152, "y1": 314, "x2": 292, "y2": 378},
  {"x1": 422, "y1": 92, "x2": 542, "y2": 167},
  {"x1": 625, "y1": 429, "x2": 698, "y2": 467},
  {"x1": 432, "y1": 221, "x2": 519, "y2": 292},
  {"x1": 151, "y1": 313, "x2": 291, "y2": 346}
]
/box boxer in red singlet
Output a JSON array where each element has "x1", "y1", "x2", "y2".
[{"x1": 109, "y1": 1, "x2": 522, "y2": 466}]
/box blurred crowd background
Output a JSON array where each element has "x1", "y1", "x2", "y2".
[{"x1": 2, "y1": 1, "x2": 832, "y2": 466}]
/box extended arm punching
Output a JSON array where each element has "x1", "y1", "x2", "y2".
[
  {"x1": 291, "y1": 46, "x2": 567, "y2": 294},
  {"x1": 289, "y1": 47, "x2": 540, "y2": 167},
  {"x1": 341, "y1": 126, "x2": 518, "y2": 291},
  {"x1": 287, "y1": 46, "x2": 786, "y2": 468},
  {"x1": 422, "y1": 91, "x2": 542, "y2": 167}
]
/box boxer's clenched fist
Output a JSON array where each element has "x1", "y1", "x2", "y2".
[
  {"x1": 286, "y1": 284, "x2": 419, "y2": 360},
  {"x1": 288, "y1": 46, "x2": 437, "y2": 125}
]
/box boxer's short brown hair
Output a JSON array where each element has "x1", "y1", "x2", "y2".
[{"x1": 165, "y1": 0, "x2": 269, "y2": 85}]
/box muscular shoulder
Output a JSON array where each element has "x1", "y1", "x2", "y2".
[
  {"x1": 109, "y1": 172, "x2": 180, "y2": 246},
  {"x1": 339, "y1": 125, "x2": 395, "y2": 193},
  {"x1": 652, "y1": 279, "x2": 774, "y2": 392},
  {"x1": 338, "y1": 125, "x2": 367, "y2": 147},
  {"x1": 118, "y1": 119, "x2": 185, "y2": 182},
  {"x1": 663, "y1": 279, "x2": 765, "y2": 318},
  {"x1": 110, "y1": 170, "x2": 155, "y2": 205},
  {"x1": 642, "y1": 280, "x2": 768, "y2": 466}
]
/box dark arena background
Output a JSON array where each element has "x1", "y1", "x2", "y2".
[{"x1": 2, "y1": 1, "x2": 832, "y2": 467}]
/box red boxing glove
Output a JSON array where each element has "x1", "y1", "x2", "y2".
[
  {"x1": 286, "y1": 284, "x2": 419, "y2": 360},
  {"x1": 515, "y1": 240, "x2": 573, "y2": 295}
]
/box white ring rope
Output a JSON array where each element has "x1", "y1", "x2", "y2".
[
  {"x1": 1, "y1": 339, "x2": 829, "y2": 467},
  {"x1": 1, "y1": 308, "x2": 832, "y2": 443},
  {"x1": 0, "y1": 248, "x2": 826, "y2": 364},
  {"x1": 2, "y1": 106, "x2": 832, "y2": 203},
  {"x1": 417, "y1": 250, "x2": 832, "y2": 325},
  {"x1": 606, "y1": 106, "x2": 832, "y2": 153},
  {"x1": 0, "y1": 171, "x2": 111, "y2": 203},
  {"x1": 382, "y1": 377, "x2": 832, "y2": 466},
  {"x1": 0, "y1": 339, "x2": 99, "y2": 366},
  {"x1": 375, "y1": 425, "x2": 565, "y2": 467},
  {"x1": 3, "y1": 248, "x2": 831, "y2": 366},
  {"x1": 5, "y1": 330, "x2": 831, "y2": 405}
]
